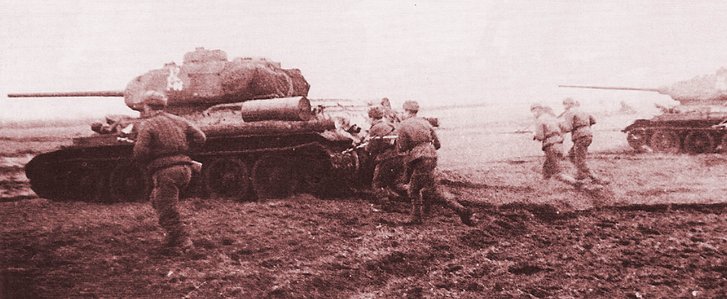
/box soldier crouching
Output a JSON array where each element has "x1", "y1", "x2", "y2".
[
  {"x1": 132, "y1": 91, "x2": 207, "y2": 254},
  {"x1": 397, "y1": 100, "x2": 473, "y2": 226}
]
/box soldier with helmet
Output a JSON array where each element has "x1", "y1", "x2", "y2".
[
  {"x1": 365, "y1": 105, "x2": 403, "y2": 200},
  {"x1": 397, "y1": 100, "x2": 473, "y2": 225},
  {"x1": 530, "y1": 102, "x2": 582, "y2": 188},
  {"x1": 132, "y1": 90, "x2": 206, "y2": 254},
  {"x1": 379, "y1": 97, "x2": 401, "y2": 124},
  {"x1": 559, "y1": 98, "x2": 609, "y2": 185}
]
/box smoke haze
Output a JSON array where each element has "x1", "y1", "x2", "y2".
[{"x1": 2, "y1": 1, "x2": 727, "y2": 120}]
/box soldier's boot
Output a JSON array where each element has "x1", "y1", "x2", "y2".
[
  {"x1": 421, "y1": 189, "x2": 433, "y2": 215},
  {"x1": 590, "y1": 174, "x2": 610, "y2": 185},
  {"x1": 457, "y1": 207, "x2": 475, "y2": 226},
  {"x1": 164, "y1": 227, "x2": 194, "y2": 253},
  {"x1": 571, "y1": 175, "x2": 604, "y2": 192},
  {"x1": 385, "y1": 186, "x2": 406, "y2": 200},
  {"x1": 554, "y1": 173, "x2": 581, "y2": 189},
  {"x1": 409, "y1": 204, "x2": 423, "y2": 225},
  {"x1": 372, "y1": 188, "x2": 390, "y2": 203}
]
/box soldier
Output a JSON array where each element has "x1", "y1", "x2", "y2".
[
  {"x1": 132, "y1": 90, "x2": 207, "y2": 254},
  {"x1": 530, "y1": 103, "x2": 582, "y2": 188},
  {"x1": 380, "y1": 97, "x2": 401, "y2": 124},
  {"x1": 397, "y1": 100, "x2": 473, "y2": 225},
  {"x1": 365, "y1": 106, "x2": 404, "y2": 200},
  {"x1": 559, "y1": 98, "x2": 608, "y2": 185}
]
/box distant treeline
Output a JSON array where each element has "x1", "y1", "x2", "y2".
[{"x1": 0, "y1": 118, "x2": 96, "y2": 129}]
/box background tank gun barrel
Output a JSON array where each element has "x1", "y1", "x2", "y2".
[
  {"x1": 560, "y1": 68, "x2": 727, "y2": 105},
  {"x1": 7, "y1": 91, "x2": 125, "y2": 98},
  {"x1": 558, "y1": 85, "x2": 664, "y2": 94},
  {"x1": 558, "y1": 83, "x2": 727, "y2": 105}
]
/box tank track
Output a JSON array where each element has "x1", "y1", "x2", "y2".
[{"x1": 25, "y1": 133, "x2": 362, "y2": 203}]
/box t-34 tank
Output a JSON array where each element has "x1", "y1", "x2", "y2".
[
  {"x1": 561, "y1": 68, "x2": 727, "y2": 154},
  {"x1": 8, "y1": 48, "x2": 371, "y2": 202}
]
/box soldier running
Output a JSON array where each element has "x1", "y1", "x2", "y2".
[
  {"x1": 530, "y1": 103, "x2": 582, "y2": 188},
  {"x1": 397, "y1": 100, "x2": 473, "y2": 225},
  {"x1": 559, "y1": 98, "x2": 609, "y2": 185},
  {"x1": 133, "y1": 90, "x2": 207, "y2": 254},
  {"x1": 365, "y1": 106, "x2": 404, "y2": 201}
]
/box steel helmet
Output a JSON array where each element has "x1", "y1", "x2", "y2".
[
  {"x1": 368, "y1": 106, "x2": 384, "y2": 119},
  {"x1": 402, "y1": 100, "x2": 419, "y2": 112},
  {"x1": 141, "y1": 90, "x2": 168, "y2": 107}
]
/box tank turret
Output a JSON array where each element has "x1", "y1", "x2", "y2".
[{"x1": 9, "y1": 47, "x2": 310, "y2": 115}]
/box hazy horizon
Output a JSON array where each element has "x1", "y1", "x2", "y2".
[{"x1": 3, "y1": 1, "x2": 727, "y2": 120}]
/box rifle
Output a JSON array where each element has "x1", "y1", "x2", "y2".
[{"x1": 341, "y1": 135, "x2": 398, "y2": 154}]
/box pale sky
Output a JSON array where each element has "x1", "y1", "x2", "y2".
[{"x1": 2, "y1": 0, "x2": 727, "y2": 120}]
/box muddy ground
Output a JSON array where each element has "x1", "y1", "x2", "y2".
[{"x1": 1, "y1": 114, "x2": 726, "y2": 298}]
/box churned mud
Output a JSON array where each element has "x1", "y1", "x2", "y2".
[
  {"x1": 1, "y1": 197, "x2": 724, "y2": 298},
  {"x1": 1, "y1": 113, "x2": 726, "y2": 298}
]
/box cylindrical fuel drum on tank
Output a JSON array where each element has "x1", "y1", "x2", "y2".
[{"x1": 240, "y1": 96, "x2": 314, "y2": 122}]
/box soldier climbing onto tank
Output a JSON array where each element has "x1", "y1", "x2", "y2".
[
  {"x1": 132, "y1": 90, "x2": 206, "y2": 255},
  {"x1": 559, "y1": 98, "x2": 609, "y2": 185},
  {"x1": 530, "y1": 103, "x2": 585, "y2": 189},
  {"x1": 364, "y1": 106, "x2": 405, "y2": 201},
  {"x1": 397, "y1": 100, "x2": 474, "y2": 226}
]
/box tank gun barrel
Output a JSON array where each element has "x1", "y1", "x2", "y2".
[
  {"x1": 7, "y1": 91, "x2": 125, "y2": 98},
  {"x1": 559, "y1": 84, "x2": 665, "y2": 94}
]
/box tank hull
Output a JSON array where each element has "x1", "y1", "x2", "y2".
[
  {"x1": 622, "y1": 112, "x2": 727, "y2": 154},
  {"x1": 25, "y1": 128, "x2": 367, "y2": 202}
]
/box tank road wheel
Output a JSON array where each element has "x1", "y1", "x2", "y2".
[
  {"x1": 626, "y1": 129, "x2": 648, "y2": 151},
  {"x1": 683, "y1": 131, "x2": 715, "y2": 154},
  {"x1": 72, "y1": 167, "x2": 107, "y2": 202},
  {"x1": 648, "y1": 130, "x2": 681, "y2": 154},
  {"x1": 49, "y1": 168, "x2": 78, "y2": 201},
  {"x1": 295, "y1": 155, "x2": 334, "y2": 197},
  {"x1": 57, "y1": 166, "x2": 106, "y2": 202},
  {"x1": 252, "y1": 154, "x2": 294, "y2": 200},
  {"x1": 202, "y1": 158, "x2": 251, "y2": 200},
  {"x1": 109, "y1": 162, "x2": 150, "y2": 202}
]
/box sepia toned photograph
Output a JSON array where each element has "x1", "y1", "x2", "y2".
[{"x1": 1, "y1": 1, "x2": 725, "y2": 297}]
